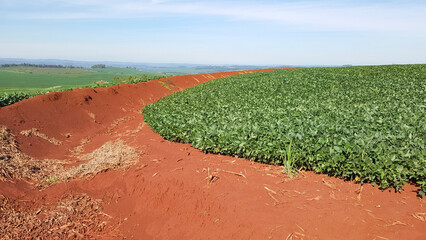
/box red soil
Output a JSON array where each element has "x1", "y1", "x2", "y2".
[{"x1": 1, "y1": 68, "x2": 425, "y2": 239}]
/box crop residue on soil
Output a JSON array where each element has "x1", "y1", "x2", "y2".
[{"x1": 0, "y1": 193, "x2": 118, "y2": 239}]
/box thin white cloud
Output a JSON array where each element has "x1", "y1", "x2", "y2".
[
  {"x1": 151, "y1": 0, "x2": 171, "y2": 4},
  {"x1": 1, "y1": 0, "x2": 426, "y2": 32}
]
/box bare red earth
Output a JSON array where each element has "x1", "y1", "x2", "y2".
[{"x1": 1, "y1": 68, "x2": 425, "y2": 239}]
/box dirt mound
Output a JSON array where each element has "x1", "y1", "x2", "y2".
[{"x1": 1, "y1": 68, "x2": 425, "y2": 240}]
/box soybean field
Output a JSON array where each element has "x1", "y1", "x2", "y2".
[{"x1": 144, "y1": 64, "x2": 426, "y2": 196}]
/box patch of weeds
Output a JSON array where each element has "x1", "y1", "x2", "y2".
[
  {"x1": 283, "y1": 139, "x2": 295, "y2": 179},
  {"x1": 46, "y1": 176, "x2": 58, "y2": 183},
  {"x1": 158, "y1": 81, "x2": 172, "y2": 91}
]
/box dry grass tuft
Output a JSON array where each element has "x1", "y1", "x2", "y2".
[
  {"x1": 203, "y1": 168, "x2": 219, "y2": 184},
  {"x1": 412, "y1": 212, "x2": 426, "y2": 222},
  {"x1": 322, "y1": 178, "x2": 337, "y2": 190},
  {"x1": 20, "y1": 128, "x2": 62, "y2": 145},
  {"x1": 158, "y1": 81, "x2": 173, "y2": 91},
  {"x1": 62, "y1": 140, "x2": 141, "y2": 180},
  {"x1": 0, "y1": 193, "x2": 117, "y2": 239},
  {"x1": 0, "y1": 125, "x2": 60, "y2": 183},
  {"x1": 105, "y1": 116, "x2": 135, "y2": 135},
  {"x1": 220, "y1": 169, "x2": 247, "y2": 178}
]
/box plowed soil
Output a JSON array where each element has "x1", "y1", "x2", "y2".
[{"x1": 0, "y1": 68, "x2": 425, "y2": 240}]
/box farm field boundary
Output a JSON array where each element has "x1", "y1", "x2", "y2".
[{"x1": 0, "y1": 66, "x2": 167, "y2": 107}]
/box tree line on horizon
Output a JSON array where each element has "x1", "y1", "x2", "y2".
[{"x1": 0, "y1": 63, "x2": 83, "y2": 68}]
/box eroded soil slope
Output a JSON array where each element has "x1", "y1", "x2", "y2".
[{"x1": 1, "y1": 68, "x2": 425, "y2": 239}]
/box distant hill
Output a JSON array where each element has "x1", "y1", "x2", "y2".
[{"x1": 0, "y1": 58, "x2": 305, "y2": 75}]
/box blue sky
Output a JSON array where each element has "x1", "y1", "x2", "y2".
[{"x1": 1, "y1": 0, "x2": 425, "y2": 65}]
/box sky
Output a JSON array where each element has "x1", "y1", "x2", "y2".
[{"x1": 0, "y1": 0, "x2": 426, "y2": 65}]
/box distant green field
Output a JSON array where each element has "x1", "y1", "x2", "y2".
[
  {"x1": 0, "y1": 66, "x2": 163, "y2": 89},
  {"x1": 0, "y1": 66, "x2": 168, "y2": 106}
]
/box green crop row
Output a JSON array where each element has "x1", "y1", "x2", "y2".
[{"x1": 143, "y1": 65, "x2": 426, "y2": 197}]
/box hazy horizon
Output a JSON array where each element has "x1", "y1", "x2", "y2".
[{"x1": 1, "y1": 0, "x2": 426, "y2": 66}]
